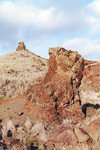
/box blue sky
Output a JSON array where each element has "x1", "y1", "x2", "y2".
[{"x1": 0, "y1": 0, "x2": 100, "y2": 60}]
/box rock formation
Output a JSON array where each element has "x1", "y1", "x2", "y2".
[
  {"x1": 27, "y1": 47, "x2": 84, "y2": 120},
  {"x1": 80, "y1": 60, "x2": 100, "y2": 117},
  {"x1": 16, "y1": 42, "x2": 26, "y2": 51},
  {"x1": 0, "y1": 45, "x2": 100, "y2": 150}
]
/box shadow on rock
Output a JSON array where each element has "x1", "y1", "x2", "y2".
[
  {"x1": 0, "y1": 142, "x2": 7, "y2": 150},
  {"x1": 82, "y1": 103, "x2": 100, "y2": 117}
]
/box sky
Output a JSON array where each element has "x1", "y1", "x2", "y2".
[{"x1": 0, "y1": 0, "x2": 100, "y2": 60}]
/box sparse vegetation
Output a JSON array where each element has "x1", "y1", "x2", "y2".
[{"x1": 0, "y1": 50, "x2": 48, "y2": 99}]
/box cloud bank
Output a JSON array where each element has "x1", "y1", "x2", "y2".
[
  {"x1": 0, "y1": 0, "x2": 100, "y2": 60},
  {"x1": 62, "y1": 38, "x2": 100, "y2": 60}
]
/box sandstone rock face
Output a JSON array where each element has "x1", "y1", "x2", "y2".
[
  {"x1": 80, "y1": 60, "x2": 100, "y2": 105},
  {"x1": 16, "y1": 42, "x2": 26, "y2": 51},
  {"x1": 27, "y1": 47, "x2": 84, "y2": 119},
  {"x1": 80, "y1": 60, "x2": 100, "y2": 117}
]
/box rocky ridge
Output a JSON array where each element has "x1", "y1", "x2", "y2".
[
  {"x1": 16, "y1": 42, "x2": 26, "y2": 51},
  {"x1": 0, "y1": 45, "x2": 100, "y2": 150}
]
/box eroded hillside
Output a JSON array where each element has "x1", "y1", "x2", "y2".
[
  {"x1": 0, "y1": 45, "x2": 100, "y2": 150},
  {"x1": 0, "y1": 42, "x2": 48, "y2": 99}
]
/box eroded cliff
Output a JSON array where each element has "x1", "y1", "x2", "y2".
[{"x1": 27, "y1": 47, "x2": 85, "y2": 121}]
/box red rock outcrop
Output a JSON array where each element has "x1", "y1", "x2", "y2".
[
  {"x1": 0, "y1": 45, "x2": 100, "y2": 150},
  {"x1": 27, "y1": 47, "x2": 84, "y2": 121}
]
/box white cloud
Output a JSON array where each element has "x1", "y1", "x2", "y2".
[
  {"x1": 0, "y1": 0, "x2": 100, "y2": 61},
  {"x1": 62, "y1": 38, "x2": 100, "y2": 60},
  {"x1": 0, "y1": 0, "x2": 68, "y2": 51},
  {"x1": 85, "y1": 0, "x2": 100, "y2": 34},
  {"x1": 0, "y1": 1, "x2": 66, "y2": 32},
  {"x1": 86, "y1": 0, "x2": 100, "y2": 16},
  {"x1": 0, "y1": 0, "x2": 91, "y2": 36},
  {"x1": 0, "y1": 0, "x2": 90, "y2": 55}
]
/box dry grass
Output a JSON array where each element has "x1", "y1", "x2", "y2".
[{"x1": 0, "y1": 50, "x2": 48, "y2": 99}]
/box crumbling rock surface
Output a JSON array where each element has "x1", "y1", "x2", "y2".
[
  {"x1": 0, "y1": 45, "x2": 100, "y2": 150},
  {"x1": 27, "y1": 47, "x2": 84, "y2": 120}
]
